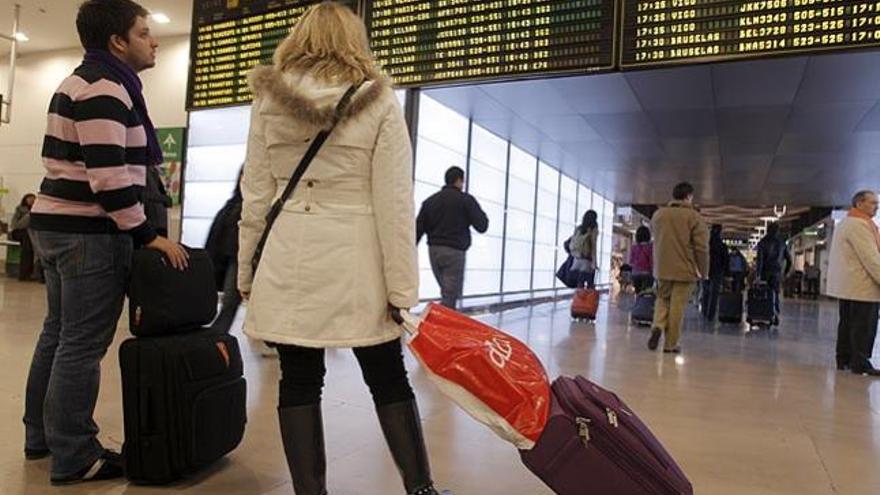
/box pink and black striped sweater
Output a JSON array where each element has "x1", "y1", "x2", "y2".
[{"x1": 30, "y1": 63, "x2": 157, "y2": 246}]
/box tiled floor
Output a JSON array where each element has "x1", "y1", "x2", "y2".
[{"x1": 1, "y1": 278, "x2": 879, "y2": 494}]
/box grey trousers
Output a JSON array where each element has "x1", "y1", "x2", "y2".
[{"x1": 429, "y1": 245, "x2": 466, "y2": 309}]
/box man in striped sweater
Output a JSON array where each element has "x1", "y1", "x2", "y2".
[{"x1": 23, "y1": 0, "x2": 188, "y2": 485}]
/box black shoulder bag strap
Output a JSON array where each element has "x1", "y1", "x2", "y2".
[{"x1": 251, "y1": 81, "x2": 363, "y2": 271}]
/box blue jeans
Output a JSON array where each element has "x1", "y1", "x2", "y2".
[{"x1": 23, "y1": 232, "x2": 132, "y2": 477}]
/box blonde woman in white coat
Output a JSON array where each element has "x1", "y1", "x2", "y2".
[{"x1": 237, "y1": 4, "x2": 449, "y2": 495}]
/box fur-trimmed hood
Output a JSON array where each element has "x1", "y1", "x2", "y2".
[{"x1": 248, "y1": 65, "x2": 391, "y2": 128}]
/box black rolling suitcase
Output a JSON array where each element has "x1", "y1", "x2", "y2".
[
  {"x1": 120, "y1": 331, "x2": 247, "y2": 484},
  {"x1": 718, "y1": 291, "x2": 743, "y2": 324},
  {"x1": 631, "y1": 290, "x2": 656, "y2": 326},
  {"x1": 128, "y1": 248, "x2": 218, "y2": 337},
  {"x1": 746, "y1": 283, "x2": 775, "y2": 327}
]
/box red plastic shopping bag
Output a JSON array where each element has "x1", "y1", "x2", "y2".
[{"x1": 401, "y1": 303, "x2": 551, "y2": 449}]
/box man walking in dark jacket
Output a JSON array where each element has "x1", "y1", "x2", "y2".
[
  {"x1": 756, "y1": 222, "x2": 793, "y2": 325},
  {"x1": 417, "y1": 166, "x2": 489, "y2": 309}
]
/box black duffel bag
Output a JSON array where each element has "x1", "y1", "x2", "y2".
[{"x1": 129, "y1": 248, "x2": 218, "y2": 336}]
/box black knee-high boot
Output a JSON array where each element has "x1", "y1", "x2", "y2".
[
  {"x1": 376, "y1": 400, "x2": 450, "y2": 495},
  {"x1": 278, "y1": 405, "x2": 327, "y2": 495}
]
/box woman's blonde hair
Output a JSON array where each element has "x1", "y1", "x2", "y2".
[{"x1": 273, "y1": 1, "x2": 380, "y2": 83}]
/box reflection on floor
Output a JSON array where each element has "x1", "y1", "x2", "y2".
[{"x1": 1, "y1": 278, "x2": 879, "y2": 494}]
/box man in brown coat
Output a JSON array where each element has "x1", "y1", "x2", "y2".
[{"x1": 648, "y1": 182, "x2": 710, "y2": 353}]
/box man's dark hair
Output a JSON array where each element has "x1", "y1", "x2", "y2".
[
  {"x1": 445, "y1": 166, "x2": 465, "y2": 186},
  {"x1": 766, "y1": 222, "x2": 780, "y2": 237},
  {"x1": 852, "y1": 190, "x2": 876, "y2": 208},
  {"x1": 672, "y1": 182, "x2": 695, "y2": 201},
  {"x1": 635, "y1": 226, "x2": 651, "y2": 244},
  {"x1": 711, "y1": 224, "x2": 723, "y2": 235},
  {"x1": 77, "y1": 0, "x2": 149, "y2": 51}
]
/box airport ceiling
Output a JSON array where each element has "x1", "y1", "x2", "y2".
[
  {"x1": 3, "y1": 2, "x2": 880, "y2": 209},
  {"x1": 0, "y1": 0, "x2": 192, "y2": 54},
  {"x1": 425, "y1": 51, "x2": 880, "y2": 208}
]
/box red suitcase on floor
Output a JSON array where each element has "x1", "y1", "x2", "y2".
[
  {"x1": 571, "y1": 288, "x2": 599, "y2": 320},
  {"x1": 521, "y1": 376, "x2": 693, "y2": 495}
]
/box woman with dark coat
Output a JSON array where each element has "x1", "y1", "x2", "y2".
[{"x1": 204, "y1": 172, "x2": 243, "y2": 334}]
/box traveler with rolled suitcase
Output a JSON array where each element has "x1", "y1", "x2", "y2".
[
  {"x1": 569, "y1": 210, "x2": 600, "y2": 290},
  {"x1": 22, "y1": 0, "x2": 190, "y2": 485},
  {"x1": 238, "y1": 5, "x2": 451, "y2": 494},
  {"x1": 569, "y1": 211, "x2": 600, "y2": 320},
  {"x1": 755, "y1": 222, "x2": 793, "y2": 326}
]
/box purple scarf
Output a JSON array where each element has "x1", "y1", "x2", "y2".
[{"x1": 83, "y1": 49, "x2": 163, "y2": 165}]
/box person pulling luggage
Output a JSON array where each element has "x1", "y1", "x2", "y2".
[
  {"x1": 237, "y1": 4, "x2": 451, "y2": 494},
  {"x1": 755, "y1": 223, "x2": 793, "y2": 326},
  {"x1": 570, "y1": 210, "x2": 600, "y2": 289}
]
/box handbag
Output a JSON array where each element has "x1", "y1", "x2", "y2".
[
  {"x1": 250, "y1": 81, "x2": 363, "y2": 272},
  {"x1": 555, "y1": 255, "x2": 578, "y2": 289},
  {"x1": 400, "y1": 304, "x2": 551, "y2": 450}
]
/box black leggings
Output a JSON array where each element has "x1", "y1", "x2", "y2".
[{"x1": 277, "y1": 338, "x2": 415, "y2": 408}]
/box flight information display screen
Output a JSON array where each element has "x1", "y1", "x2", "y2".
[
  {"x1": 187, "y1": 0, "x2": 356, "y2": 109},
  {"x1": 367, "y1": 0, "x2": 617, "y2": 87},
  {"x1": 621, "y1": 0, "x2": 880, "y2": 68}
]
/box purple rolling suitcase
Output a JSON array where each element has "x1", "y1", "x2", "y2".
[{"x1": 521, "y1": 376, "x2": 693, "y2": 495}]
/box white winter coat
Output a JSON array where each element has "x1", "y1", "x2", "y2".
[
  {"x1": 237, "y1": 67, "x2": 418, "y2": 348},
  {"x1": 827, "y1": 217, "x2": 880, "y2": 302}
]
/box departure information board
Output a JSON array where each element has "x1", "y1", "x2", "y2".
[
  {"x1": 187, "y1": 0, "x2": 356, "y2": 109},
  {"x1": 621, "y1": 0, "x2": 880, "y2": 68},
  {"x1": 366, "y1": 0, "x2": 617, "y2": 87}
]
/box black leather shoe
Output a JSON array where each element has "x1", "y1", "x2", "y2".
[
  {"x1": 50, "y1": 450, "x2": 124, "y2": 485},
  {"x1": 647, "y1": 329, "x2": 662, "y2": 351}
]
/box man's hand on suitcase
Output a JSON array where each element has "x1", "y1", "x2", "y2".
[{"x1": 146, "y1": 236, "x2": 190, "y2": 270}]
